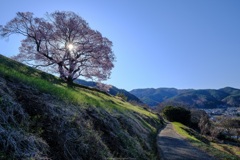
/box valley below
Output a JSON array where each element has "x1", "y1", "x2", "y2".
[{"x1": 204, "y1": 107, "x2": 240, "y2": 119}]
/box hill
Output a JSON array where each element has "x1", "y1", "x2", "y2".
[
  {"x1": 75, "y1": 79, "x2": 143, "y2": 104},
  {"x1": 130, "y1": 87, "x2": 240, "y2": 108},
  {"x1": 0, "y1": 54, "x2": 162, "y2": 159}
]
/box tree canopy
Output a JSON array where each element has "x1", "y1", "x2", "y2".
[{"x1": 0, "y1": 11, "x2": 115, "y2": 83}]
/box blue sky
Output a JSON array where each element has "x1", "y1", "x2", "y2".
[{"x1": 1, "y1": 0, "x2": 240, "y2": 91}]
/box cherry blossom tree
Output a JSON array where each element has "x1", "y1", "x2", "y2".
[{"x1": 0, "y1": 11, "x2": 115, "y2": 84}]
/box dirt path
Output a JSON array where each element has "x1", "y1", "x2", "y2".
[{"x1": 157, "y1": 123, "x2": 215, "y2": 160}]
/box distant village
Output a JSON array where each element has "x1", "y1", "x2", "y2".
[{"x1": 203, "y1": 107, "x2": 240, "y2": 119}]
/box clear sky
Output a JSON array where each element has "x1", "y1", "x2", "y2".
[{"x1": 1, "y1": 0, "x2": 240, "y2": 91}]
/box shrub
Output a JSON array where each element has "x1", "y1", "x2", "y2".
[
  {"x1": 190, "y1": 109, "x2": 211, "y2": 135},
  {"x1": 162, "y1": 106, "x2": 191, "y2": 125},
  {"x1": 116, "y1": 92, "x2": 127, "y2": 101}
]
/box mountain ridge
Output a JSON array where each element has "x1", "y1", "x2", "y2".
[{"x1": 130, "y1": 87, "x2": 240, "y2": 108}]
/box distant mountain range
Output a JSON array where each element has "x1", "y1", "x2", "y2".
[
  {"x1": 75, "y1": 79, "x2": 143, "y2": 104},
  {"x1": 130, "y1": 87, "x2": 240, "y2": 108}
]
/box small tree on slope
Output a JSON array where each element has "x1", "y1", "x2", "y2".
[
  {"x1": 162, "y1": 106, "x2": 191, "y2": 125},
  {"x1": 0, "y1": 11, "x2": 115, "y2": 84}
]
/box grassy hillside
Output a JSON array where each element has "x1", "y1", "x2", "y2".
[
  {"x1": 0, "y1": 54, "x2": 162, "y2": 159},
  {"x1": 172, "y1": 122, "x2": 240, "y2": 160},
  {"x1": 75, "y1": 79, "x2": 143, "y2": 104}
]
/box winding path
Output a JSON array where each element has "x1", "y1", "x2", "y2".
[{"x1": 157, "y1": 123, "x2": 215, "y2": 160}]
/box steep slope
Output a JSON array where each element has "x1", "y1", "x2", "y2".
[
  {"x1": 131, "y1": 87, "x2": 240, "y2": 108},
  {"x1": 75, "y1": 79, "x2": 143, "y2": 104},
  {"x1": 0, "y1": 55, "x2": 162, "y2": 160}
]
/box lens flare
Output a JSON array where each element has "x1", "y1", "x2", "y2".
[{"x1": 68, "y1": 44, "x2": 74, "y2": 51}]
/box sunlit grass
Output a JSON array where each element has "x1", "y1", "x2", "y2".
[
  {"x1": 172, "y1": 122, "x2": 201, "y2": 142},
  {"x1": 0, "y1": 55, "x2": 158, "y2": 122},
  {"x1": 172, "y1": 122, "x2": 240, "y2": 160},
  {"x1": 211, "y1": 142, "x2": 240, "y2": 157}
]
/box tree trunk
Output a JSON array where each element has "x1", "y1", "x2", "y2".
[
  {"x1": 66, "y1": 76, "x2": 74, "y2": 85},
  {"x1": 58, "y1": 63, "x2": 66, "y2": 81}
]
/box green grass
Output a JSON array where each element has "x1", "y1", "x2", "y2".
[
  {"x1": 172, "y1": 122, "x2": 201, "y2": 142},
  {"x1": 0, "y1": 55, "x2": 159, "y2": 125},
  {"x1": 211, "y1": 142, "x2": 240, "y2": 158},
  {"x1": 172, "y1": 122, "x2": 240, "y2": 160}
]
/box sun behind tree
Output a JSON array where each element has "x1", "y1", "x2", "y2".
[{"x1": 0, "y1": 11, "x2": 115, "y2": 84}]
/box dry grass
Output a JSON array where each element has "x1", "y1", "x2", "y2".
[{"x1": 0, "y1": 80, "x2": 49, "y2": 159}]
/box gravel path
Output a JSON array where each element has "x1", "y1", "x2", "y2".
[{"x1": 157, "y1": 123, "x2": 215, "y2": 160}]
